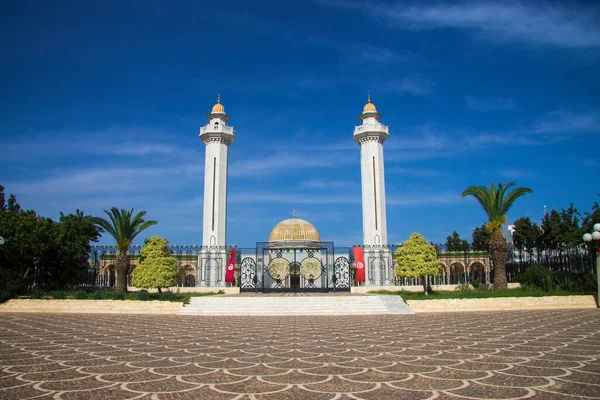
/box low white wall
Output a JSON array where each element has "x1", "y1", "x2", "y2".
[
  {"x1": 0, "y1": 299, "x2": 183, "y2": 314},
  {"x1": 407, "y1": 295, "x2": 597, "y2": 313}
]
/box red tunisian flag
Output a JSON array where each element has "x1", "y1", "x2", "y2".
[
  {"x1": 225, "y1": 248, "x2": 236, "y2": 284},
  {"x1": 353, "y1": 246, "x2": 366, "y2": 283}
]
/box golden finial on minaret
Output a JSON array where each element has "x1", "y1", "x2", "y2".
[
  {"x1": 293, "y1": 209, "x2": 296, "y2": 219},
  {"x1": 211, "y1": 94, "x2": 225, "y2": 114},
  {"x1": 363, "y1": 92, "x2": 377, "y2": 113}
]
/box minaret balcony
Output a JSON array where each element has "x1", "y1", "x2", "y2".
[
  {"x1": 353, "y1": 122, "x2": 389, "y2": 136},
  {"x1": 200, "y1": 125, "x2": 234, "y2": 135}
]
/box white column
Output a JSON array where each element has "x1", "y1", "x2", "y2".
[
  {"x1": 201, "y1": 139, "x2": 230, "y2": 248},
  {"x1": 199, "y1": 98, "x2": 235, "y2": 287},
  {"x1": 358, "y1": 137, "x2": 388, "y2": 246},
  {"x1": 354, "y1": 98, "x2": 391, "y2": 285}
]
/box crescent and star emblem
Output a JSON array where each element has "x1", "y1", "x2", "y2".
[{"x1": 357, "y1": 262, "x2": 364, "y2": 269}]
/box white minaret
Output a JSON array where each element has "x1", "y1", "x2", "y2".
[
  {"x1": 200, "y1": 95, "x2": 235, "y2": 249},
  {"x1": 354, "y1": 94, "x2": 389, "y2": 247}
]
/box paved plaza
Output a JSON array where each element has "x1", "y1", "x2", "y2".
[{"x1": 1, "y1": 310, "x2": 599, "y2": 399}]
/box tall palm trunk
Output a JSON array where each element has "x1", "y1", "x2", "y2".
[
  {"x1": 490, "y1": 231, "x2": 508, "y2": 290},
  {"x1": 115, "y1": 254, "x2": 130, "y2": 293}
]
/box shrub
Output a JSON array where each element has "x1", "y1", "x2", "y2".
[
  {"x1": 159, "y1": 291, "x2": 177, "y2": 301},
  {"x1": 0, "y1": 269, "x2": 24, "y2": 302},
  {"x1": 31, "y1": 289, "x2": 46, "y2": 299},
  {"x1": 471, "y1": 279, "x2": 480, "y2": 289},
  {"x1": 517, "y1": 267, "x2": 553, "y2": 292},
  {"x1": 456, "y1": 283, "x2": 471, "y2": 292},
  {"x1": 90, "y1": 291, "x2": 103, "y2": 300},
  {"x1": 48, "y1": 290, "x2": 67, "y2": 299},
  {"x1": 540, "y1": 272, "x2": 554, "y2": 292},
  {"x1": 92, "y1": 290, "x2": 124, "y2": 300},
  {"x1": 583, "y1": 273, "x2": 598, "y2": 293},
  {"x1": 136, "y1": 290, "x2": 150, "y2": 301},
  {"x1": 108, "y1": 291, "x2": 125, "y2": 300},
  {"x1": 75, "y1": 290, "x2": 88, "y2": 299},
  {"x1": 520, "y1": 283, "x2": 535, "y2": 291}
]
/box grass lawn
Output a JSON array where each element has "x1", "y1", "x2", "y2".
[{"x1": 369, "y1": 288, "x2": 592, "y2": 301}]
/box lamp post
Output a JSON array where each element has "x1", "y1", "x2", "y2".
[{"x1": 583, "y1": 223, "x2": 600, "y2": 307}]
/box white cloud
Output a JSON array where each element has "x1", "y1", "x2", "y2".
[
  {"x1": 10, "y1": 164, "x2": 202, "y2": 195},
  {"x1": 533, "y1": 110, "x2": 600, "y2": 134},
  {"x1": 310, "y1": 38, "x2": 415, "y2": 65},
  {"x1": 317, "y1": 1, "x2": 600, "y2": 48},
  {"x1": 229, "y1": 151, "x2": 354, "y2": 177},
  {"x1": 497, "y1": 168, "x2": 536, "y2": 179},
  {"x1": 351, "y1": 44, "x2": 412, "y2": 64},
  {"x1": 299, "y1": 179, "x2": 356, "y2": 189},
  {"x1": 465, "y1": 96, "x2": 515, "y2": 112},
  {"x1": 230, "y1": 189, "x2": 461, "y2": 207},
  {"x1": 229, "y1": 192, "x2": 361, "y2": 205},
  {"x1": 388, "y1": 167, "x2": 449, "y2": 177},
  {"x1": 381, "y1": 76, "x2": 434, "y2": 96},
  {"x1": 387, "y1": 192, "x2": 462, "y2": 206},
  {"x1": 0, "y1": 127, "x2": 200, "y2": 161}
]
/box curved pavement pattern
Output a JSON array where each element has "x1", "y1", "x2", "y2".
[{"x1": 1, "y1": 310, "x2": 599, "y2": 399}]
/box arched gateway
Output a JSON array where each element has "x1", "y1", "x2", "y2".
[{"x1": 239, "y1": 212, "x2": 351, "y2": 293}]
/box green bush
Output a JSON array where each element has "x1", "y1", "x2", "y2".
[
  {"x1": 48, "y1": 290, "x2": 67, "y2": 299},
  {"x1": 92, "y1": 290, "x2": 125, "y2": 300},
  {"x1": 107, "y1": 291, "x2": 125, "y2": 300},
  {"x1": 90, "y1": 291, "x2": 103, "y2": 300},
  {"x1": 520, "y1": 283, "x2": 535, "y2": 291},
  {"x1": 456, "y1": 283, "x2": 471, "y2": 292},
  {"x1": 0, "y1": 269, "x2": 24, "y2": 302},
  {"x1": 31, "y1": 289, "x2": 46, "y2": 299},
  {"x1": 75, "y1": 290, "x2": 89, "y2": 299},
  {"x1": 136, "y1": 290, "x2": 150, "y2": 301},
  {"x1": 554, "y1": 272, "x2": 597, "y2": 293},
  {"x1": 517, "y1": 267, "x2": 554, "y2": 292},
  {"x1": 583, "y1": 273, "x2": 598, "y2": 293},
  {"x1": 159, "y1": 291, "x2": 177, "y2": 301},
  {"x1": 471, "y1": 279, "x2": 480, "y2": 289}
]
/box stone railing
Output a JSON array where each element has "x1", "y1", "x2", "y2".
[
  {"x1": 354, "y1": 123, "x2": 389, "y2": 135},
  {"x1": 200, "y1": 125, "x2": 234, "y2": 135}
]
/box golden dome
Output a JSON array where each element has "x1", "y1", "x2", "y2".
[
  {"x1": 363, "y1": 93, "x2": 377, "y2": 113},
  {"x1": 211, "y1": 94, "x2": 225, "y2": 114},
  {"x1": 268, "y1": 212, "x2": 321, "y2": 242}
]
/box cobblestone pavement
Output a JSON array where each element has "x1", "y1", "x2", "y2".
[{"x1": 1, "y1": 310, "x2": 599, "y2": 399}]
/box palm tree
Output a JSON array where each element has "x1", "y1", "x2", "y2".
[
  {"x1": 93, "y1": 208, "x2": 157, "y2": 293},
  {"x1": 461, "y1": 182, "x2": 532, "y2": 290}
]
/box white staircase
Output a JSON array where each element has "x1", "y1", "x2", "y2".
[{"x1": 177, "y1": 295, "x2": 414, "y2": 316}]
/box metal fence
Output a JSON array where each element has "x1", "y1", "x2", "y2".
[{"x1": 79, "y1": 243, "x2": 596, "y2": 290}]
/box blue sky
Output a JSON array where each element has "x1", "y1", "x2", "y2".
[{"x1": 1, "y1": 0, "x2": 599, "y2": 248}]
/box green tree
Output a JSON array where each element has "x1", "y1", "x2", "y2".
[
  {"x1": 92, "y1": 208, "x2": 157, "y2": 293},
  {"x1": 512, "y1": 216, "x2": 541, "y2": 263},
  {"x1": 445, "y1": 231, "x2": 461, "y2": 252},
  {"x1": 471, "y1": 224, "x2": 491, "y2": 251},
  {"x1": 131, "y1": 236, "x2": 178, "y2": 293},
  {"x1": 395, "y1": 233, "x2": 440, "y2": 295},
  {"x1": 582, "y1": 199, "x2": 600, "y2": 253},
  {"x1": 0, "y1": 186, "x2": 100, "y2": 299},
  {"x1": 462, "y1": 182, "x2": 532, "y2": 290}
]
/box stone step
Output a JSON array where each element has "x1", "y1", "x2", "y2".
[{"x1": 177, "y1": 295, "x2": 413, "y2": 316}]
